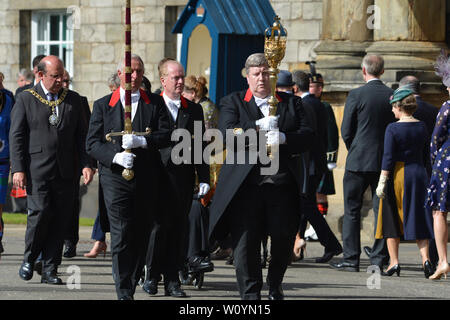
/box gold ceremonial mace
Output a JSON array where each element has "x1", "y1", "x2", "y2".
[
  {"x1": 105, "y1": 0, "x2": 150, "y2": 181},
  {"x1": 264, "y1": 16, "x2": 287, "y2": 159}
]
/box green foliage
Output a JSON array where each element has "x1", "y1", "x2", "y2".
[{"x1": 2, "y1": 212, "x2": 94, "y2": 226}]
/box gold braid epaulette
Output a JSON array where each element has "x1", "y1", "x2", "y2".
[{"x1": 25, "y1": 88, "x2": 69, "y2": 107}]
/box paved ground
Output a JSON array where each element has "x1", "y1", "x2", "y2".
[{"x1": 0, "y1": 224, "x2": 449, "y2": 302}]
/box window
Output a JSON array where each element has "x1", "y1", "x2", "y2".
[{"x1": 31, "y1": 11, "x2": 73, "y2": 78}]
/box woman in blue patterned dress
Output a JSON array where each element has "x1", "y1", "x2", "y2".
[
  {"x1": 375, "y1": 88, "x2": 434, "y2": 277},
  {"x1": 0, "y1": 90, "x2": 13, "y2": 258},
  {"x1": 426, "y1": 101, "x2": 450, "y2": 280},
  {"x1": 425, "y1": 50, "x2": 450, "y2": 280}
]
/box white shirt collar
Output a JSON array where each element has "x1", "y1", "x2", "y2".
[
  {"x1": 119, "y1": 87, "x2": 140, "y2": 121},
  {"x1": 120, "y1": 87, "x2": 140, "y2": 101},
  {"x1": 40, "y1": 81, "x2": 58, "y2": 99},
  {"x1": 367, "y1": 78, "x2": 380, "y2": 83},
  {"x1": 300, "y1": 92, "x2": 310, "y2": 99},
  {"x1": 163, "y1": 92, "x2": 182, "y2": 122},
  {"x1": 254, "y1": 95, "x2": 269, "y2": 107},
  {"x1": 162, "y1": 92, "x2": 181, "y2": 108}
]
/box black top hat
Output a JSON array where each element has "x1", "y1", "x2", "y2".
[{"x1": 276, "y1": 70, "x2": 295, "y2": 87}]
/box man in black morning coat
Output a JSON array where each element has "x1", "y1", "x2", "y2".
[
  {"x1": 86, "y1": 54, "x2": 170, "y2": 300},
  {"x1": 142, "y1": 59, "x2": 210, "y2": 298},
  {"x1": 330, "y1": 54, "x2": 395, "y2": 272},
  {"x1": 208, "y1": 53, "x2": 314, "y2": 300},
  {"x1": 10, "y1": 56, "x2": 93, "y2": 285}
]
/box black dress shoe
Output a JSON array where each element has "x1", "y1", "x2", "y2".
[
  {"x1": 363, "y1": 246, "x2": 372, "y2": 258},
  {"x1": 423, "y1": 260, "x2": 435, "y2": 279},
  {"x1": 165, "y1": 283, "x2": 187, "y2": 298},
  {"x1": 315, "y1": 248, "x2": 343, "y2": 263},
  {"x1": 330, "y1": 260, "x2": 359, "y2": 272},
  {"x1": 268, "y1": 285, "x2": 284, "y2": 300},
  {"x1": 188, "y1": 256, "x2": 214, "y2": 273},
  {"x1": 19, "y1": 262, "x2": 34, "y2": 281},
  {"x1": 41, "y1": 271, "x2": 63, "y2": 284},
  {"x1": 119, "y1": 295, "x2": 134, "y2": 300},
  {"x1": 142, "y1": 278, "x2": 159, "y2": 295},
  {"x1": 63, "y1": 246, "x2": 77, "y2": 258}
]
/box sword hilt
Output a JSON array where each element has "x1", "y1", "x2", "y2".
[
  {"x1": 105, "y1": 127, "x2": 152, "y2": 180},
  {"x1": 105, "y1": 127, "x2": 151, "y2": 142}
]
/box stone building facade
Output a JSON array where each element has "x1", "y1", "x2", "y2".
[
  {"x1": 1, "y1": 0, "x2": 449, "y2": 238},
  {"x1": 0, "y1": 0, "x2": 325, "y2": 105}
]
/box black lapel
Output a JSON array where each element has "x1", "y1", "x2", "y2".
[
  {"x1": 110, "y1": 99, "x2": 125, "y2": 132},
  {"x1": 56, "y1": 88, "x2": 67, "y2": 128},
  {"x1": 177, "y1": 104, "x2": 191, "y2": 129},
  {"x1": 33, "y1": 84, "x2": 52, "y2": 119},
  {"x1": 33, "y1": 83, "x2": 45, "y2": 98},
  {"x1": 245, "y1": 97, "x2": 264, "y2": 120}
]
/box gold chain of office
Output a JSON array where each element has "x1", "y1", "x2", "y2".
[{"x1": 25, "y1": 88, "x2": 69, "y2": 107}]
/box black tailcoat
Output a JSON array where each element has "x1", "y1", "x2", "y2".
[
  {"x1": 208, "y1": 89, "x2": 314, "y2": 241},
  {"x1": 86, "y1": 88, "x2": 170, "y2": 298}
]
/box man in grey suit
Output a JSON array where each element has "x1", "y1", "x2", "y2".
[
  {"x1": 330, "y1": 54, "x2": 395, "y2": 272},
  {"x1": 10, "y1": 56, "x2": 94, "y2": 284}
]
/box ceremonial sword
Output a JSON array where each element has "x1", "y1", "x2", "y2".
[{"x1": 105, "y1": 0, "x2": 150, "y2": 181}]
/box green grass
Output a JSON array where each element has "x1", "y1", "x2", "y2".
[{"x1": 1, "y1": 212, "x2": 95, "y2": 227}]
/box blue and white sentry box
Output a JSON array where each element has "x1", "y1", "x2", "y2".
[{"x1": 172, "y1": 0, "x2": 277, "y2": 105}]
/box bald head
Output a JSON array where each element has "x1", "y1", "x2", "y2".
[
  {"x1": 159, "y1": 59, "x2": 185, "y2": 100},
  {"x1": 38, "y1": 55, "x2": 65, "y2": 94},
  {"x1": 399, "y1": 75, "x2": 420, "y2": 94},
  {"x1": 38, "y1": 56, "x2": 64, "y2": 73}
]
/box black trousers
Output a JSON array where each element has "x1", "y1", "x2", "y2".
[
  {"x1": 145, "y1": 167, "x2": 194, "y2": 285},
  {"x1": 23, "y1": 174, "x2": 74, "y2": 273},
  {"x1": 100, "y1": 173, "x2": 154, "y2": 299},
  {"x1": 342, "y1": 170, "x2": 388, "y2": 266},
  {"x1": 227, "y1": 182, "x2": 300, "y2": 300},
  {"x1": 64, "y1": 177, "x2": 82, "y2": 249},
  {"x1": 187, "y1": 200, "x2": 210, "y2": 259},
  {"x1": 298, "y1": 175, "x2": 342, "y2": 253}
]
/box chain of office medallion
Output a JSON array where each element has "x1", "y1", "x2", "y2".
[{"x1": 25, "y1": 88, "x2": 68, "y2": 107}]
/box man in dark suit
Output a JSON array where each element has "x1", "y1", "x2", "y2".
[
  {"x1": 10, "y1": 55, "x2": 94, "y2": 285},
  {"x1": 15, "y1": 55, "x2": 46, "y2": 97},
  {"x1": 209, "y1": 53, "x2": 314, "y2": 300},
  {"x1": 292, "y1": 70, "x2": 343, "y2": 263},
  {"x1": 86, "y1": 54, "x2": 170, "y2": 300},
  {"x1": 331, "y1": 54, "x2": 395, "y2": 272},
  {"x1": 141, "y1": 58, "x2": 209, "y2": 298}
]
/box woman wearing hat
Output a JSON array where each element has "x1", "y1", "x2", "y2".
[
  {"x1": 425, "y1": 50, "x2": 450, "y2": 280},
  {"x1": 375, "y1": 87, "x2": 434, "y2": 277}
]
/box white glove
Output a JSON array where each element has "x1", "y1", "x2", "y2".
[
  {"x1": 112, "y1": 151, "x2": 136, "y2": 169},
  {"x1": 376, "y1": 174, "x2": 389, "y2": 199},
  {"x1": 198, "y1": 183, "x2": 210, "y2": 197},
  {"x1": 265, "y1": 130, "x2": 286, "y2": 146},
  {"x1": 327, "y1": 162, "x2": 337, "y2": 171},
  {"x1": 122, "y1": 134, "x2": 147, "y2": 149},
  {"x1": 256, "y1": 115, "x2": 278, "y2": 130}
]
